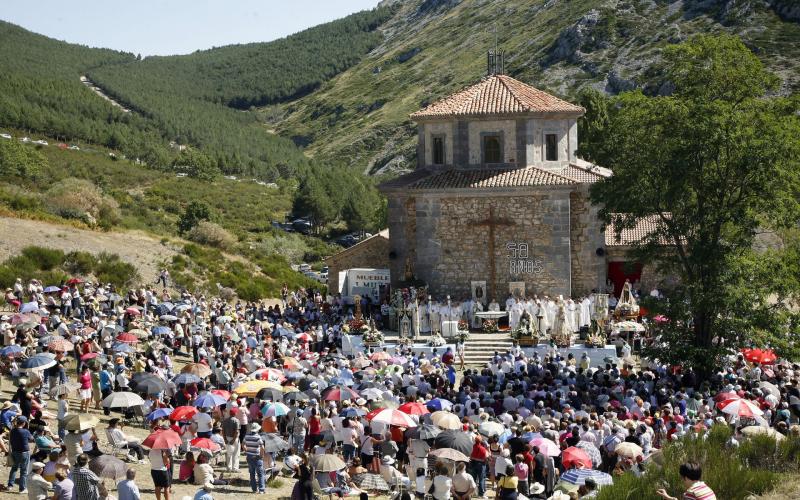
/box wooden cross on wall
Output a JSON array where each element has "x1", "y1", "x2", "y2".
[{"x1": 469, "y1": 205, "x2": 515, "y2": 301}]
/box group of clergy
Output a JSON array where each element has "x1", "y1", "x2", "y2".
[{"x1": 402, "y1": 294, "x2": 597, "y2": 336}]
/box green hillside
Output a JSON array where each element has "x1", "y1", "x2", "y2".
[
  {"x1": 274, "y1": 0, "x2": 800, "y2": 175},
  {"x1": 0, "y1": 6, "x2": 392, "y2": 181}
]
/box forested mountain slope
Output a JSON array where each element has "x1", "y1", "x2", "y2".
[{"x1": 274, "y1": 0, "x2": 800, "y2": 175}]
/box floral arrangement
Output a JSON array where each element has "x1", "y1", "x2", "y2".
[
  {"x1": 427, "y1": 335, "x2": 446, "y2": 347},
  {"x1": 363, "y1": 329, "x2": 384, "y2": 344},
  {"x1": 348, "y1": 319, "x2": 365, "y2": 332},
  {"x1": 457, "y1": 319, "x2": 469, "y2": 332},
  {"x1": 585, "y1": 333, "x2": 605, "y2": 348},
  {"x1": 482, "y1": 320, "x2": 498, "y2": 333},
  {"x1": 456, "y1": 331, "x2": 470, "y2": 343}
]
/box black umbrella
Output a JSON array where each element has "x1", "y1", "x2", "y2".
[
  {"x1": 89, "y1": 455, "x2": 128, "y2": 480},
  {"x1": 405, "y1": 424, "x2": 442, "y2": 441},
  {"x1": 256, "y1": 387, "x2": 284, "y2": 402},
  {"x1": 284, "y1": 391, "x2": 310, "y2": 402},
  {"x1": 133, "y1": 376, "x2": 167, "y2": 395},
  {"x1": 434, "y1": 430, "x2": 473, "y2": 455}
]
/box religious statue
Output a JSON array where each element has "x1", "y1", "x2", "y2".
[
  {"x1": 353, "y1": 294, "x2": 363, "y2": 322},
  {"x1": 399, "y1": 309, "x2": 412, "y2": 340},
  {"x1": 615, "y1": 280, "x2": 640, "y2": 318},
  {"x1": 404, "y1": 256, "x2": 414, "y2": 281},
  {"x1": 551, "y1": 296, "x2": 572, "y2": 348}
]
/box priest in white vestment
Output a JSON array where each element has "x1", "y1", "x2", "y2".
[
  {"x1": 509, "y1": 300, "x2": 524, "y2": 330},
  {"x1": 429, "y1": 300, "x2": 441, "y2": 334},
  {"x1": 505, "y1": 295, "x2": 516, "y2": 312},
  {"x1": 419, "y1": 300, "x2": 432, "y2": 333},
  {"x1": 488, "y1": 300, "x2": 500, "y2": 312},
  {"x1": 579, "y1": 297, "x2": 592, "y2": 327}
]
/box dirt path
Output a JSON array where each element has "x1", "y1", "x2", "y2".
[{"x1": 0, "y1": 216, "x2": 180, "y2": 283}]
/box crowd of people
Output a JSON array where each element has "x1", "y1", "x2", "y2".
[{"x1": 1, "y1": 277, "x2": 799, "y2": 500}]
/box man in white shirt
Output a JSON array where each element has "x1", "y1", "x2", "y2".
[{"x1": 193, "y1": 408, "x2": 213, "y2": 438}]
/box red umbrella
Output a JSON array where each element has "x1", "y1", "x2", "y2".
[
  {"x1": 115, "y1": 333, "x2": 139, "y2": 344},
  {"x1": 190, "y1": 437, "x2": 220, "y2": 452},
  {"x1": 142, "y1": 429, "x2": 181, "y2": 450},
  {"x1": 125, "y1": 307, "x2": 141, "y2": 316},
  {"x1": 80, "y1": 352, "x2": 100, "y2": 361},
  {"x1": 398, "y1": 402, "x2": 430, "y2": 416},
  {"x1": 741, "y1": 348, "x2": 777, "y2": 365},
  {"x1": 562, "y1": 447, "x2": 593, "y2": 469},
  {"x1": 714, "y1": 391, "x2": 740, "y2": 402},
  {"x1": 169, "y1": 406, "x2": 198, "y2": 422},
  {"x1": 323, "y1": 386, "x2": 360, "y2": 401},
  {"x1": 66, "y1": 278, "x2": 83, "y2": 285},
  {"x1": 210, "y1": 389, "x2": 231, "y2": 401}
]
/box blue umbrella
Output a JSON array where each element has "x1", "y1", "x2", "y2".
[
  {"x1": 194, "y1": 393, "x2": 227, "y2": 408},
  {"x1": 44, "y1": 286, "x2": 61, "y2": 293},
  {"x1": 22, "y1": 353, "x2": 56, "y2": 369},
  {"x1": 559, "y1": 469, "x2": 613, "y2": 486},
  {"x1": 112, "y1": 343, "x2": 135, "y2": 353},
  {"x1": 173, "y1": 304, "x2": 192, "y2": 312},
  {"x1": 161, "y1": 302, "x2": 175, "y2": 311},
  {"x1": 426, "y1": 398, "x2": 453, "y2": 411},
  {"x1": 152, "y1": 326, "x2": 170, "y2": 335},
  {"x1": 146, "y1": 408, "x2": 174, "y2": 421},
  {"x1": 246, "y1": 337, "x2": 258, "y2": 348},
  {"x1": 0, "y1": 345, "x2": 24, "y2": 357},
  {"x1": 341, "y1": 407, "x2": 365, "y2": 418},
  {"x1": 173, "y1": 373, "x2": 201, "y2": 385}
]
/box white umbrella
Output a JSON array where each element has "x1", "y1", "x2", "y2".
[
  {"x1": 216, "y1": 316, "x2": 233, "y2": 324},
  {"x1": 478, "y1": 421, "x2": 506, "y2": 437},
  {"x1": 431, "y1": 411, "x2": 461, "y2": 430},
  {"x1": 102, "y1": 391, "x2": 145, "y2": 409}
]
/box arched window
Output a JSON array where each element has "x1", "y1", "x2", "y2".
[{"x1": 483, "y1": 135, "x2": 501, "y2": 164}]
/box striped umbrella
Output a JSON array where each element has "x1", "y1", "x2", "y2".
[
  {"x1": 718, "y1": 398, "x2": 764, "y2": 418},
  {"x1": 323, "y1": 385, "x2": 360, "y2": 401},
  {"x1": 263, "y1": 402, "x2": 291, "y2": 417},
  {"x1": 194, "y1": 393, "x2": 228, "y2": 408},
  {"x1": 370, "y1": 408, "x2": 418, "y2": 428},
  {"x1": 559, "y1": 469, "x2": 613, "y2": 486}
]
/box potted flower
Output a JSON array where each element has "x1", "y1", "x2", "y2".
[
  {"x1": 482, "y1": 320, "x2": 498, "y2": 333},
  {"x1": 427, "y1": 335, "x2": 446, "y2": 347}
]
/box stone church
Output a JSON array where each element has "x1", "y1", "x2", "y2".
[{"x1": 378, "y1": 72, "x2": 614, "y2": 301}]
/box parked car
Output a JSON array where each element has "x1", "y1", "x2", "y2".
[
  {"x1": 335, "y1": 235, "x2": 358, "y2": 248},
  {"x1": 298, "y1": 263, "x2": 312, "y2": 272},
  {"x1": 292, "y1": 219, "x2": 313, "y2": 234},
  {"x1": 32, "y1": 139, "x2": 48, "y2": 145},
  {"x1": 68, "y1": 145, "x2": 80, "y2": 150},
  {"x1": 0, "y1": 133, "x2": 11, "y2": 140},
  {"x1": 20, "y1": 136, "x2": 30, "y2": 143}
]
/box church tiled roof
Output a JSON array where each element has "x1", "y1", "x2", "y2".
[
  {"x1": 405, "y1": 166, "x2": 577, "y2": 190},
  {"x1": 605, "y1": 215, "x2": 673, "y2": 247},
  {"x1": 410, "y1": 74, "x2": 584, "y2": 120},
  {"x1": 555, "y1": 162, "x2": 611, "y2": 184}
]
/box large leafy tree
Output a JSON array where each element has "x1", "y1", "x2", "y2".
[{"x1": 583, "y1": 35, "x2": 800, "y2": 371}]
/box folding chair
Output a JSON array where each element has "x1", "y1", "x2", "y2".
[{"x1": 105, "y1": 429, "x2": 132, "y2": 461}]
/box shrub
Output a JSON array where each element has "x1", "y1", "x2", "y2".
[
  {"x1": 20, "y1": 247, "x2": 65, "y2": 271},
  {"x1": 596, "y1": 425, "x2": 781, "y2": 500},
  {"x1": 44, "y1": 178, "x2": 120, "y2": 226},
  {"x1": 186, "y1": 221, "x2": 236, "y2": 250},
  {"x1": 64, "y1": 251, "x2": 97, "y2": 275},
  {"x1": 93, "y1": 252, "x2": 139, "y2": 287}
]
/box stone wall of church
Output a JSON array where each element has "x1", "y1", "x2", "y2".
[
  {"x1": 406, "y1": 190, "x2": 573, "y2": 300},
  {"x1": 386, "y1": 194, "x2": 417, "y2": 285},
  {"x1": 569, "y1": 187, "x2": 607, "y2": 296}
]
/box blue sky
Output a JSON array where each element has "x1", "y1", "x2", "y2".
[{"x1": 2, "y1": 0, "x2": 382, "y2": 56}]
